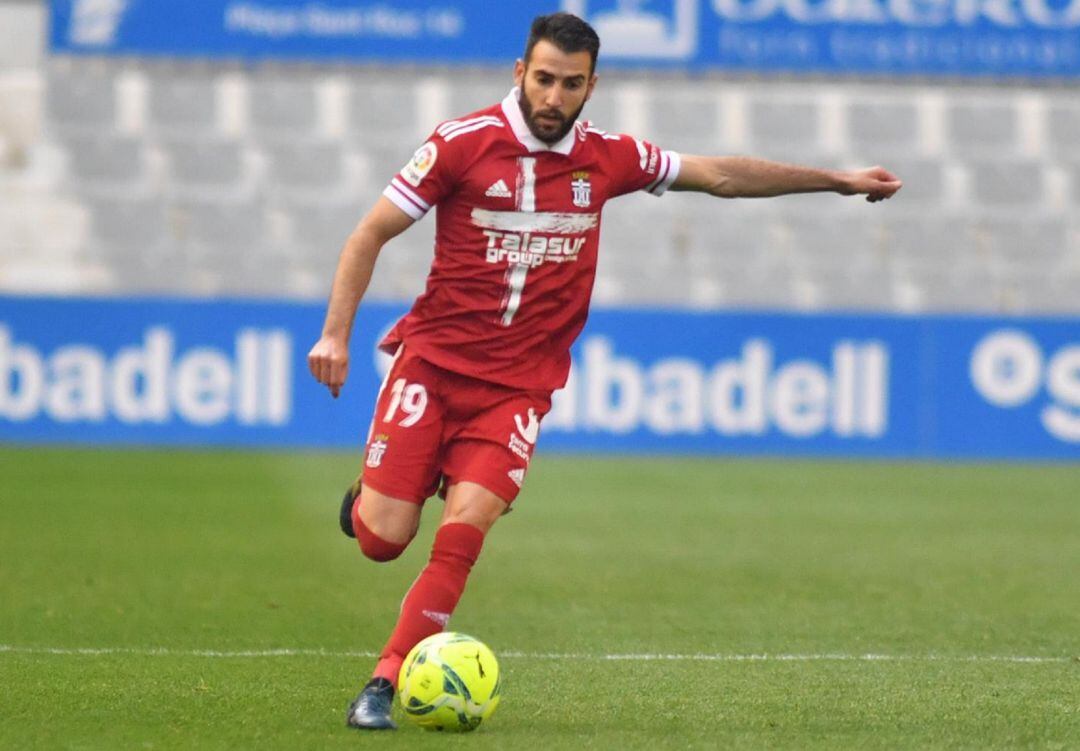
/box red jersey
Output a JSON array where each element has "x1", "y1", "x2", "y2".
[{"x1": 380, "y1": 88, "x2": 681, "y2": 391}]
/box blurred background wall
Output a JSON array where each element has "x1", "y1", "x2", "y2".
[{"x1": 3, "y1": 0, "x2": 1077, "y2": 313}]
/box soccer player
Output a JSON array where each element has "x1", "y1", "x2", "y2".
[{"x1": 308, "y1": 12, "x2": 901, "y2": 730}]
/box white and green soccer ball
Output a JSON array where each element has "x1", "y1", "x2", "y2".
[{"x1": 397, "y1": 632, "x2": 501, "y2": 732}]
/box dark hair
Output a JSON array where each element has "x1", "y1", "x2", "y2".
[{"x1": 524, "y1": 12, "x2": 600, "y2": 72}]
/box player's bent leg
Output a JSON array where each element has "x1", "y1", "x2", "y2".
[
  {"x1": 351, "y1": 483, "x2": 422, "y2": 562},
  {"x1": 338, "y1": 477, "x2": 364, "y2": 538},
  {"x1": 440, "y1": 480, "x2": 510, "y2": 533},
  {"x1": 367, "y1": 481, "x2": 507, "y2": 694}
]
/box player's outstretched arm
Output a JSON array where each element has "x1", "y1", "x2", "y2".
[
  {"x1": 671, "y1": 155, "x2": 902, "y2": 203},
  {"x1": 308, "y1": 197, "x2": 415, "y2": 398}
]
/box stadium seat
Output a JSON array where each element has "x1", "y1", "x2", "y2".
[
  {"x1": 945, "y1": 100, "x2": 1019, "y2": 157},
  {"x1": 720, "y1": 264, "x2": 805, "y2": 311},
  {"x1": 1019, "y1": 267, "x2": 1080, "y2": 313},
  {"x1": 145, "y1": 66, "x2": 220, "y2": 136},
  {"x1": 883, "y1": 215, "x2": 976, "y2": 278},
  {"x1": 916, "y1": 259, "x2": 1003, "y2": 313},
  {"x1": 967, "y1": 159, "x2": 1046, "y2": 210},
  {"x1": 174, "y1": 197, "x2": 271, "y2": 293},
  {"x1": 598, "y1": 194, "x2": 675, "y2": 268},
  {"x1": 781, "y1": 214, "x2": 886, "y2": 268},
  {"x1": 972, "y1": 215, "x2": 1067, "y2": 270},
  {"x1": 248, "y1": 74, "x2": 321, "y2": 139},
  {"x1": 263, "y1": 139, "x2": 349, "y2": 198},
  {"x1": 44, "y1": 61, "x2": 117, "y2": 136},
  {"x1": 287, "y1": 201, "x2": 363, "y2": 257},
  {"x1": 1045, "y1": 103, "x2": 1080, "y2": 157},
  {"x1": 160, "y1": 137, "x2": 249, "y2": 199},
  {"x1": 362, "y1": 143, "x2": 415, "y2": 192},
  {"x1": 847, "y1": 99, "x2": 921, "y2": 156},
  {"x1": 746, "y1": 95, "x2": 823, "y2": 160},
  {"x1": 62, "y1": 134, "x2": 153, "y2": 196},
  {"x1": 648, "y1": 84, "x2": 722, "y2": 155},
  {"x1": 84, "y1": 194, "x2": 182, "y2": 288},
  {"x1": 806, "y1": 262, "x2": 897, "y2": 312},
  {"x1": 350, "y1": 73, "x2": 426, "y2": 146},
  {"x1": 441, "y1": 72, "x2": 508, "y2": 120},
  {"x1": 1066, "y1": 161, "x2": 1080, "y2": 205}
]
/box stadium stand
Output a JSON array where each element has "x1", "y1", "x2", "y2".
[{"x1": 0, "y1": 0, "x2": 1076, "y2": 313}]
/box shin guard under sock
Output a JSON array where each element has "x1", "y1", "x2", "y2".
[{"x1": 372, "y1": 523, "x2": 485, "y2": 684}]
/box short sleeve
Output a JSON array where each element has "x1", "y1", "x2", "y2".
[
  {"x1": 382, "y1": 129, "x2": 461, "y2": 220},
  {"x1": 606, "y1": 136, "x2": 681, "y2": 199}
]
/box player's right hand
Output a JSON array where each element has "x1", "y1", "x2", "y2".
[
  {"x1": 842, "y1": 166, "x2": 903, "y2": 203},
  {"x1": 307, "y1": 336, "x2": 349, "y2": 398}
]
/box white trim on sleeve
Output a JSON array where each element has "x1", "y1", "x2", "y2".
[
  {"x1": 645, "y1": 151, "x2": 681, "y2": 196},
  {"x1": 383, "y1": 183, "x2": 428, "y2": 220}
]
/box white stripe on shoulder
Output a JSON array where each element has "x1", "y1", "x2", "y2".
[
  {"x1": 437, "y1": 115, "x2": 502, "y2": 137},
  {"x1": 390, "y1": 177, "x2": 431, "y2": 210},
  {"x1": 444, "y1": 119, "x2": 504, "y2": 142},
  {"x1": 585, "y1": 126, "x2": 622, "y2": 141}
]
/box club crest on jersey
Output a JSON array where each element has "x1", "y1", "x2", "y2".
[
  {"x1": 366, "y1": 434, "x2": 389, "y2": 468},
  {"x1": 571, "y1": 171, "x2": 592, "y2": 208},
  {"x1": 401, "y1": 142, "x2": 437, "y2": 187}
]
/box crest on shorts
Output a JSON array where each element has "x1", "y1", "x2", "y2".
[
  {"x1": 571, "y1": 171, "x2": 591, "y2": 208},
  {"x1": 366, "y1": 434, "x2": 389, "y2": 469}
]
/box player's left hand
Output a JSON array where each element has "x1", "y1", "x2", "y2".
[{"x1": 840, "y1": 166, "x2": 903, "y2": 203}]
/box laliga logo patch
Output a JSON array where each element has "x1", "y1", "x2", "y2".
[
  {"x1": 401, "y1": 142, "x2": 437, "y2": 188},
  {"x1": 366, "y1": 434, "x2": 389, "y2": 468},
  {"x1": 571, "y1": 171, "x2": 592, "y2": 208}
]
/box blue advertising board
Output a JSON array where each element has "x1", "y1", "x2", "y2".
[
  {"x1": 49, "y1": 0, "x2": 1080, "y2": 78},
  {"x1": 2, "y1": 295, "x2": 1078, "y2": 459}
]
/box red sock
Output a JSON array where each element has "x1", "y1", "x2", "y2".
[{"x1": 371, "y1": 523, "x2": 485, "y2": 685}]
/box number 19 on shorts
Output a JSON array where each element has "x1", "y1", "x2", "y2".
[{"x1": 384, "y1": 379, "x2": 429, "y2": 427}]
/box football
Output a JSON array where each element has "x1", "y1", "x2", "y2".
[{"x1": 397, "y1": 632, "x2": 501, "y2": 732}]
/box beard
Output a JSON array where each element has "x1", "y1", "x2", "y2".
[{"x1": 518, "y1": 91, "x2": 585, "y2": 145}]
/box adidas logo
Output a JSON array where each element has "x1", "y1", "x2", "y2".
[
  {"x1": 507, "y1": 468, "x2": 526, "y2": 488},
  {"x1": 422, "y1": 610, "x2": 450, "y2": 627},
  {"x1": 485, "y1": 179, "x2": 512, "y2": 199}
]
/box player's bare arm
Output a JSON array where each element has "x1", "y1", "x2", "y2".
[
  {"x1": 672, "y1": 154, "x2": 902, "y2": 203},
  {"x1": 308, "y1": 197, "x2": 414, "y2": 398}
]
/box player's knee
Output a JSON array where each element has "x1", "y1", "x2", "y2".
[{"x1": 352, "y1": 509, "x2": 412, "y2": 562}]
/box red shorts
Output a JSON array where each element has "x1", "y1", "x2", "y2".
[{"x1": 360, "y1": 346, "x2": 552, "y2": 505}]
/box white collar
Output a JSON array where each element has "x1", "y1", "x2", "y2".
[{"x1": 501, "y1": 87, "x2": 578, "y2": 156}]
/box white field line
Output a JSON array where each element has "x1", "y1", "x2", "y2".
[{"x1": 0, "y1": 645, "x2": 1073, "y2": 664}]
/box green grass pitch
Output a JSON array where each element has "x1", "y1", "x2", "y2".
[{"x1": 1, "y1": 446, "x2": 1077, "y2": 749}]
